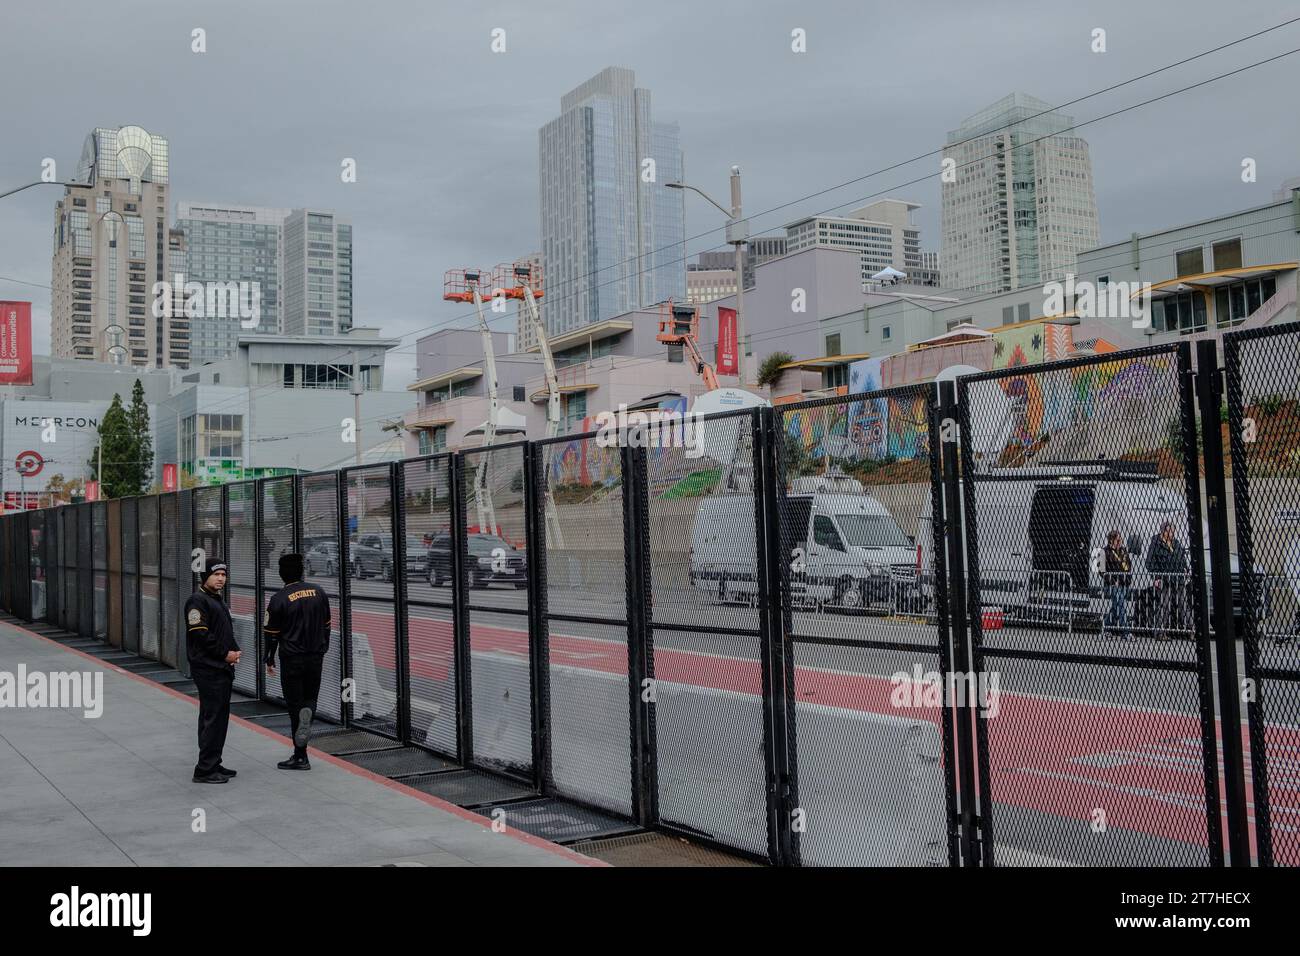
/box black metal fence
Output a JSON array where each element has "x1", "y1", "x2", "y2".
[{"x1": 2, "y1": 329, "x2": 1295, "y2": 867}]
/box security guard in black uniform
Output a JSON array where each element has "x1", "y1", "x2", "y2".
[
  {"x1": 264, "y1": 553, "x2": 331, "y2": 770},
  {"x1": 185, "y1": 557, "x2": 241, "y2": 783}
]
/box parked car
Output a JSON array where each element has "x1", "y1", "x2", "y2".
[
  {"x1": 346, "y1": 533, "x2": 430, "y2": 583},
  {"x1": 304, "y1": 540, "x2": 339, "y2": 577},
  {"x1": 425, "y1": 532, "x2": 527, "y2": 588}
]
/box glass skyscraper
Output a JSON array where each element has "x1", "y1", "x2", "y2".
[{"x1": 539, "y1": 67, "x2": 686, "y2": 336}]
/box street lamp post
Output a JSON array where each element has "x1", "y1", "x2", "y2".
[
  {"x1": 667, "y1": 166, "x2": 750, "y2": 386},
  {"x1": 0, "y1": 180, "x2": 93, "y2": 202}
]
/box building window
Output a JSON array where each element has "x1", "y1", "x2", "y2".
[
  {"x1": 512, "y1": 385, "x2": 525, "y2": 402},
  {"x1": 882, "y1": 326, "x2": 892, "y2": 341},
  {"x1": 417, "y1": 430, "x2": 432, "y2": 456},
  {"x1": 1175, "y1": 247, "x2": 1205, "y2": 277},
  {"x1": 1212, "y1": 238, "x2": 1242, "y2": 271},
  {"x1": 825, "y1": 363, "x2": 848, "y2": 389},
  {"x1": 825, "y1": 333, "x2": 841, "y2": 357},
  {"x1": 1018, "y1": 302, "x2": 1031, "y2": 323},
  {"x1": 562, "y1": 392, "x2": 587, "y2": 432},
  {"x1": 1001, "y1": 306, "x2": 1015, "y2": 325}
]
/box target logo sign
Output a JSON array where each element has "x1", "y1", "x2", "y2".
[{"x1": 14, "y1": 449, "x2": 44, "y2": 477}]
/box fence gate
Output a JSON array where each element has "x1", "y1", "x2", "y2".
[
  {"x1": 957, "y1": 342, "x2": 1224, "y2": 866},
  {"x1": 1225, "y1": 322, "x2": 1300, "y2": 867},
  {"x1": 775, "y1": 385, "x2": 959, "y2": 866}
]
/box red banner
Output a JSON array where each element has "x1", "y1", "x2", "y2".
[
  {"x1": 717, "y1": 306, "x2": 738, "y2": 376},
  {"x1": 0, "y1": 301, "x2": 33, "y2": 385},
  {"x1": 162, "y1": 463, "x2": 178, "y2": 492},
  {"x1": 85, "y1": 481, "x2": 99, "y2": 502}
]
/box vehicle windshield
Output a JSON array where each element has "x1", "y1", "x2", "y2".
[
  {"x1": 835, "y1": 514, "x2": 910, "y2": 548},
  {"x1": 468, "y1": 534, "x2": 511, "y2": 554}
]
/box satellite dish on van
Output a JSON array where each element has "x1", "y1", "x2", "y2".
[{"x1": 690, "y1": 388, "x2": 769, "y2": 467}]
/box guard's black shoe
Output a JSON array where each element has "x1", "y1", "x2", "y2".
[
  {"x1": 192, "y1": 771, "x2": 229, "y2": 784},
  {"x1": 215, "y1": 765, "x2": 237, "y2": 777},
  {"x1": 293, "y1": 707, "x2": 314, "y2": 750},
  {"x1": 277, "y1": 755, "x2": 311, "y2": 771}
]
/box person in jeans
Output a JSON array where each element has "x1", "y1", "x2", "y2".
[
  {"x1": 264, "y1": 553, "x2": 331, "y2": 770},
  {"x1": 1103, "y1": 530, "x2": 1132, "y2": 640},
  {"x1": 1146, "y1": 521, "x2": 1189, "y2": 641}
]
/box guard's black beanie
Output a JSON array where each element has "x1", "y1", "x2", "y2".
[
  {"x1": 201, "y1": 557, "x2": 228, "y2": 585},
  {"x1": 279, "y1": 552, "x2": 304, "y2": 584}
]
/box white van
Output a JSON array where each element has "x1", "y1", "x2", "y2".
[{"x1": 690, "y1": 476, "x2": 918, "y2": 612}]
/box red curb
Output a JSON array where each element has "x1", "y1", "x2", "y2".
[{"x1": 4, "y1": 620, "x2": 606, "y2": 867}]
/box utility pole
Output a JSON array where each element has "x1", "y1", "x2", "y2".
[
  {"x1": 729, "y1": 166, "x2": 748, "y2": 387},
  {"x1": 351, "y1": 352, "x2": 363, "y2": 467}
]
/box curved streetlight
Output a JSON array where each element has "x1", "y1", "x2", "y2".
[
  {"x1": 666, "y1": 166, "x2": 750, "y2": 385},
  {"x1": 0, "y1": 179, "x2": 93, "y2": 202}
]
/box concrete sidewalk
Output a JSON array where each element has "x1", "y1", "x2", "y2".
[{"x1": 0, "y1": 620, "x2": 595, "y2": 867}]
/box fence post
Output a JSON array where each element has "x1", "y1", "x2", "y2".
[
  {"x1": 758, "y1": 404, "x2": 797, "y2": 866},
  {"x1": 1195, "y1": 337, "x2": 1252, "y2": 866},
  {"x1": 522, "y1": 443, "x2": 552, "y2": 792},
  {"x1": 392, "y1": 462, "x2": 412, "y2": 745},
  {"x1": 621, "y1": 443, "x2": 654, "y2": 825},
  {"x1": 449, "y1": 453, "x2": 473, "y2": 764},
  {"x1": 337, "y1": 472, "x2": 353, "y2": 728},
  {"x1": 941, "y1": 380, "x2": 983, "y2": 867}
]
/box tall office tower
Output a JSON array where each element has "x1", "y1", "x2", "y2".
[
  {"x1": 175, "y1": 202, "x2": 291, "y2": 365},
  {"x1": 538, "y1": 66, "x2": 685, "y2": 336},
  {"x1": 280, "y1": 209, "x2": 353, "y2": 336},
  {"x1": 51, "y1": 125, "x2": 189, "y2": 367},
  {"x1": 940, "y1": 93, "x2": 1099, "y2": 294},
  {"x1": 785, "y1": 199, "x2": 926, "y2": 283}
]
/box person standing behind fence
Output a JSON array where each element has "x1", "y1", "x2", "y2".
[
  {"x1": 186, "y1": 557, "x2": 240, "y2": 784},
  {"x1": 1146, "y1": 521, "x2": 1189, "y2": 641},
  {"x1": 1103, "y1": 531, "x2": 1132, "y2": 641},
  {"x1": 264, "y1": 553, "x2": 331, "y2": 770}
]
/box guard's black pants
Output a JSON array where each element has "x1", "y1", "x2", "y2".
[
  {"x1": 281, "y1": 653, "x2": 324, "y2": 758},
  {"x1": 192, "y1": 664, "x2": 234, "y2": 776}
]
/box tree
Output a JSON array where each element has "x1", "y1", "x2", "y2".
[
  {"x1": 87, "y1": 395, "x2": 136, "y2": 499},
  {"x1": 127, "y1": 379, "x2": 153, "y2": 494},
  {"x1": 757, "y1": 351, "x2": 795, "y2": 389}
]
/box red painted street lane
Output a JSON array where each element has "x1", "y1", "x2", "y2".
[{"x1": 218, "y1": 593, "x2": 1298, "y2": 854}]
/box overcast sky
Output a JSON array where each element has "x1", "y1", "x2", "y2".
[{"x1": 2, "y1": 0, "x2": 1298, "y2": 388}]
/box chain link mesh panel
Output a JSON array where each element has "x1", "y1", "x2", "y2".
[
  {"x1": 261, "y1": 477, "x2": 295, "y2": 704},
  {"x1": 159, "y1": 494, "x2": 179, "y2": 669},
  {"x1": 344, "y1": 466, "x2": 400, "y2": 738},
  {"x1": 92, "y1": 502, "x2": 107, "y2": 640},
  {"x1": 399, "y1": 456, "x2": 458, "y2": 757},
  {"x1": 224, "y1": 483, "x2": 258, "y2": 695},
  {"x1": 122, "y1": 498, "x2": 138, "y2": 654},
  {"x1": 537, "y1": 433, "x2": 632, "y2": 816},
  {"x1": 460, "y1": 443, "x2": 533, "y2": 774},
  {"x1": 107, "y1": 501, "x2": 121, "y2": 647},
  {"x1": 139, "y1": 497, "x2": 159, "y2": 659},
  {"x1": 958, "y1": 345, "x2": 1219, "y2": 866},
  {"x1": 28, "y1": 511, "x2": 46, "y2": 622},
  {"x1": 777, "y1": 384, "x2": 956, "y2": 866},
  {"x1": 1225, "y1": 322, "x2": 1300, "y2": 867},
  {"x1": 298, "y1": 473, "x2": 343, "y2": 723},
  {"x1": 77, "y1": 505, "x2": 92, "y2": 638},
  {"x1": 642, "y1": 408, "x2": 771, "y2": 859}
]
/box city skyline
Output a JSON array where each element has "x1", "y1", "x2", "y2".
[{"x1": 3, "y1": 0, "x2": 1299, "y2": 388}]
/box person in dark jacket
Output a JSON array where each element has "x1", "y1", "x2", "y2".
[
  {"x1": 185, "y1": 557, "x2": 241, "y2": 783},
  {"x1": 264, "y1": 553, "x2": 332, "y2": 770},
  {"x1": 1146, "y1": 521, "x2": 1189, "y2": 640},
  {"x1": 1103, "y1": 530, "x2": 1132, "y2": 640}
]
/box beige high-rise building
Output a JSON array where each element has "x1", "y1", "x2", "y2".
[
  {"x1": 785, "y1": 199, "x2": 926, "y2": 284},
  {"x1": 941, "y1": 93, "x2": 1100, "y2": 295},
  {"x1": 51, "y1": 126, "x2": 190, "y2": 367}
]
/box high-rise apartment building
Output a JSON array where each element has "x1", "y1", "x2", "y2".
[
  {"x1": 785, "y1": 199, "x2": 926, "y2": 284},
  {"x1": 940, "y1": 93, "x2": 1100, "y2": 294},
  {"x1": 280, "y1": 209, "x2": 352, "y2": 336},
  {"x1": 175, "y1": 202, "x2": 291, "y2": 365},
  {"x1": 51, "y1": 126, "x2": 190, "y2": 367},
  {"x1": 539, "y1": 67, "x2": 685, "y2": 337}
]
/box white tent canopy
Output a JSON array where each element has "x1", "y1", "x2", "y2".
[
  {"x1": 466, "y1": 406, "x2": 528, "y2": 437},
  {"x1": 871, "y1": 266, "x2": 908, "y2": 281},
  {"x1": 917, "y1": 323, "x2": 991, "y2": 347}
]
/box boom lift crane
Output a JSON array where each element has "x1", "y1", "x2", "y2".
[
  {"x1": 656, "y1": 300, "x2": 720, "y2": 390},
  {"x1": 494, "y1": 261, "x2": 565, "y2": 548},
  {"x1": 444, "y1": 268, "x2": 498, "y2": 536}
]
